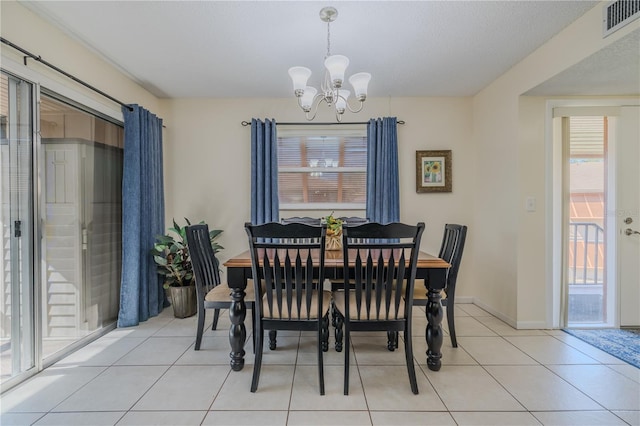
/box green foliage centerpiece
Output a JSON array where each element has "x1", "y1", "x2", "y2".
[{"x1": 324, "y1": 213, "x2": 343, "y2": 251}]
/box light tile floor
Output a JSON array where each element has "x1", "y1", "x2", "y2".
[{"x1": 1, "y1": 304, "x2": 638, "y2": 426}]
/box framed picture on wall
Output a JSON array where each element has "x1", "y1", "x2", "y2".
[{"x1": 416, "y1": 150, "x2": 452, "y2": 193}]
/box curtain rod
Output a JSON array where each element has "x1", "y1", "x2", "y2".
[
  {"x1": 241, "y1": 120, "x2": 405, "y2": 127},
  {"x1": 1, "y1": 37, "x2": 134, "y2": 112}
]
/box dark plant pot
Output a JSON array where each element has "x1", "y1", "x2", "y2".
[{"x1": 169, "y1": 285, "x2": 197, "y2": 318}]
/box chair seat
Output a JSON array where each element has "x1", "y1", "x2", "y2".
[
  {"x1": 262, "y1": 290, "x2": 331, "y2": 319},
  {"x1": 205, "y1": 279, "x2": 256, "y2": 303},
  {"x1": 333, "y1": 291, "x2": 406, "y2": 320},
  {"x1": 409, "y1": 280, "x2": 450, "y2": 307},
  {"x1": 412, "y1": 279, "x2": 428, "y2": 302}
]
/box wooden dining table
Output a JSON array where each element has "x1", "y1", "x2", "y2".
[{"x1": 223, "y1": 249, "x2": 450, "y2": 372}]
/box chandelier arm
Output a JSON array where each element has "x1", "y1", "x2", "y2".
[
  {"x1": 335, "y1": 92, "x2": 365, "y2": 114},
  {"x1": 300, "y1": 92, "x2": 325, "y2": 121},
  {"x1": 305, "y1": 110, "x2": 318, "y2": 121},
  {"x1": 344, "y1": 99, "x2": 365, "y2": 114}
]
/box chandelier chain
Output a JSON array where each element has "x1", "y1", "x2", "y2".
[{"x1": 326, "y1": 20, "x2": 331, "y2": 58}]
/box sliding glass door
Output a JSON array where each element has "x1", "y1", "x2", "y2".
[
  {"x1": 1, "y1": 70, "x2": 124, "y2": 390},
  {"x1": 39, "y1": 94, "x2": 123, "y2": 359},
  {"x1": 0, "y1": 72, "x2": 36, "y2": 384}
]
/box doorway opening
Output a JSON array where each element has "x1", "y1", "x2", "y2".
[
  {"x1": 563, "y1": 116, "x2": 614, "y2": 327},
  {"x1": 552, "y1": 104, "x2": 640, "y2": 330}
]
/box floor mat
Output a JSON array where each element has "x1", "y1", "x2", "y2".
[{"x1": 563, "y1": 328, "x2": 640, "y2": 368}]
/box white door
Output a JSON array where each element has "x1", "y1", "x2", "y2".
[{"x1": 617, "y1": 106, "x2": 640, "y2": 327}]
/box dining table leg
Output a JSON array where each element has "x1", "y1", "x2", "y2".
[
  {"x1": 423, "y1": 267, "x2": 446, "y2": 371},
  {"x1": 426, "y1": 287, "x2": 443, "y2": 371},
  {"x1": 228, "y1": 269, "x2": 247, "y2": 371}
]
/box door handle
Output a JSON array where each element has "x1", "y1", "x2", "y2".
[{"x1": 625, "y1": 228, "x2": 640, "y2": 236}]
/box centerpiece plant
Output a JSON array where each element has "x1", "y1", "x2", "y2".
[{"x1": 324, "y1": 212, "x2": 343, "y2": 251}]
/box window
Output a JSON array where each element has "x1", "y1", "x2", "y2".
[{"x1": 277, "y1": 126, "x2": 367, "y2": 210}]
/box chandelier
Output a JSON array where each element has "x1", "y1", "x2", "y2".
[{"x1": 288, "y1": 6, "x2": 371, "y2": 122}]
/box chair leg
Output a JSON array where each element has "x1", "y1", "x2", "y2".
[
  {"x1": 334, "y1": 311, "x2": 344, "y2": 352},
  {"x1": 250, "y1": 307, "x2": 256, "y2": 354},
  {"x1": 318, "y1": 323, "x2": 325, "y2": 395},
  {"x1": 269, "y1": 330, "x2": 277, "y2": 350},
  {"x1": 212, "y1": 308, "x2": 220, "y2": 330},
  {"x1": 343, "y1": 327, "x2": 350, "y2": 395},
  {"x1": 251, "y1": 322, "x2": 264, "y2": 392},
  {"x1": 195, "y1": 307, "x2": 206, "y2": 351},
  {"x1": 387, "y1": 331, "x2": 398, "y2": 351},
  {"x1": 445, "y1": 291, "x2": 457, "y2": 348},
  {"x1": 403, "y1": 328, "x2": 419, "y2": 395},
  {"x1": 321, "y1": 313, "x2": 329, "y2": 352}
]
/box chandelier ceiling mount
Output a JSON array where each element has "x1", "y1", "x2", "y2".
[{"x1": 288, "y1": 6, "x2": 371, "y2": 122}]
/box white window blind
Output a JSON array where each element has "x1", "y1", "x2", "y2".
[{"x1": 277, "y1": 126, "x2": 367, "y2": 210}]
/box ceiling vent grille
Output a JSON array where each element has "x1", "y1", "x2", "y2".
[{"x1": 603, "y1": 0, "x2": 640, "y2": 37}]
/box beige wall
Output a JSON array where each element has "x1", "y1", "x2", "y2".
[
  {"x1": 160, "y1": 97, "x2": 475, "y2": 290},
  {"x1": 472, "y1": 3, "x2": 639, "y2": 327}
]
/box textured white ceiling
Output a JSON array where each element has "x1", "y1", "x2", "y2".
[
  {"x1": 20, "y1": 0, "x2": 631, "y2": 99},
  {"x1": 527, "y1": 27, "x2": 640, "y2": 96}
]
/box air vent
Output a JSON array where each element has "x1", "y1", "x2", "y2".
[{"x1": 603, "y1": 0, "x2": 640, "y2": 37}]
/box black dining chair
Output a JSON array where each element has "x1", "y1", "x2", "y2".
[
  {"x1": 412, "y1": 224, "x2": 467, "y2": 347},
  {"x1": 186, "y1": 224, "x2": 255, "y2": 351},
  {"x1": 333, "y1": 222, "x2": 425, "y2": 395},
  {"x1": 337, "y1": 216, "x2": 369, "y2": 226},
  {"x1": 280, "y1": 216, "x2": 322, "y2": 225},
  {"x1": 245, "y1": 221, "x2": 331, "y2": 394}
]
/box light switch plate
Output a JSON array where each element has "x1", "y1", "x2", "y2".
[{"x1": 526, "y1": 196, "x2": 536, "y2": 212}]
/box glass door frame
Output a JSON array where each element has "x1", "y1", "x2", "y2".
[
  {"x1": 1, "y1": 70, "x2": 43, "y2": 392},
  {"x1": 1, "y1": 55, "x2": 125, "y2": 392}
]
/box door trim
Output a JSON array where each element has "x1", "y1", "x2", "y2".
[{"x1": 545, "y1": 98, "x2": 640, "y2": 329}]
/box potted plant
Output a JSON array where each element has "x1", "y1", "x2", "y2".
[
  {"x1": 324, "y1": 213, "x2": 343, "y2": 251},
  {"x1": 151, "y1": 218, "x2": 223, "y2": 318}
]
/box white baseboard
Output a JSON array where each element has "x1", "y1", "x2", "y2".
[
  {"x1": 515, "y1": 320, "x2": 548, "y2": 330},
  {"x1": 471, "y1": 298, "x2": 518, "y2": 329},
  {"x1": 454, "y1": 296, "x2": 474, "y2": 304},
  {"x1": 451, "y1": 297, "x2": 548, "y2": 330}
]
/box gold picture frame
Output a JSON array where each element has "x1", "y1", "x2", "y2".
[{"x1": 416, "y1": 150, "x2": 452, "y2": 193}]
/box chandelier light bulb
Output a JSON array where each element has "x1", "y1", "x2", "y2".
[
  {"x1": 300, "y1": 86, "x2": 317, "y2": 111},
  {"x1": 335, "y1": 90, "x2": 350, "y2": 114},
  {"x1": 324, "y1": 55, "x2": 349, "y2": 88},
  {"x1": 349, "y1": 72, "x2": 371, "y2": 101},
  {"x1": 288, "y1": 67, "x2": 312, "y2": 96}
]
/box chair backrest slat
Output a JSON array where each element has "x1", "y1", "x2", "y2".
[{"x1": 263, "y1": 251, "x2": 274, "y2": 316}]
